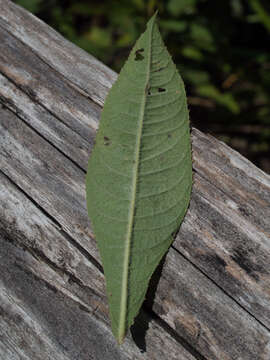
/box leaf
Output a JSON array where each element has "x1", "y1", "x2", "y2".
[
  {"x1": 160, "y1": 19, "x2": 187, "y2": 32},
  {"x1": 15, "y1": 0, "x2": 42, "y2": 13},
  {"x1": 167, "y1": 0, "x2": 197, "y2": 16},
  {"x1": 86, "y1": 12, "x2": 192, "y2": 344}
]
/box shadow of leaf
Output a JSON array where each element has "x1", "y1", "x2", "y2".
[{"x1": 130, "y1": 255, "x2": 167, "y2": 352}]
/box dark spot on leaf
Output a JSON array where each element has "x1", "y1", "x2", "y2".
[
  {"x1": 104, "y1": 136, "x2": 110, "y2": 146},
  {"x1": 148, "y1": 90, "x2": 151, "y2": 95},
  {"x1": 153, "y1": 66, "x2": 166, "y2": 72},
  {"x1": 135, "y1": 48, "x2": 144, "y2": 61},
  {"x1": 168, "y1": 133, "x2": 172, "y2": 138},
  {"x1": 158, "y1": 87, "x2": 166, "y2": 92}
]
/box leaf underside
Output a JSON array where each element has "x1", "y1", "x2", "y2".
[{"x1": 86, "y1": 13, "x2": 192, "y2": 344}]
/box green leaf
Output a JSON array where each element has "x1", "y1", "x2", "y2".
[
  {"x1": 182, "y1": 46, "x2": 204, "y2": 61},
  {"x1": 15, "y1": 0, "x2": 42, "y2": 13},
  {"x1": 249, "y1": 0, "x2": 270, "y2": 32},
  {"x1": 86, "y1": 13, "x2": 192, "y2": 344},
  {"x1": 160, "y1": 19, "x2": 187, "y2": 32},
  {"x1": 197, "y1": 84, "x2": 240, "y2": 114},
  {"x1": 168, "y1": 0, "x2": 197, "y2": 16}
]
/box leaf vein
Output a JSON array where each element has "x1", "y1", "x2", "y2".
[
  {"x1": 142, "y1": 119, "x2": 188, "y2": 137},
  {"x1": 140, "y1": 148, "x2": 189, "y2": 176},
  {"x1": 139, "y1": 163, "x2": 190, "y2": 198},
  {"x1": 135, "y1": 183, "x2": 191, "y2": 219},
  {"x1": 146, "y1": 94, "x2": 181, "y2": 110},
  {"x1": 141, "y1": 127, "x2": 188, "y2": 163},
  {"x1": 98, "y1": 152, "x2": 132, "y2": 178}
]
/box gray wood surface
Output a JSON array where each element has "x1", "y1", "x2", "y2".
[{"x1": 0, "y1": 1, "x2": 270, "y2": 359}]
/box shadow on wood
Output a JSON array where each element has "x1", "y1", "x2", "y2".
[{"x1": 130, "y1": 256, "x2": 167, "y2": 352}]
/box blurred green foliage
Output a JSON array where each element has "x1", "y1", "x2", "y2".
[{"x1": 15, "y1": 0, "x2": 270, "y2": 172}]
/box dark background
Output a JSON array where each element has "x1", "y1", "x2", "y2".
[{"x1": 14, "y1": 0, "x2": 270, "y2": 173}]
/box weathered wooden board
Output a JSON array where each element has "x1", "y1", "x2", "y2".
[
  {"x1": 0, "y1": 25, "x2": 99, "y2": 140},
  {"x1": 0, "y1": 172, "x2": 195, "y2": 360},
  {"x1": 0, "y1": 25, "x2": 269, "y2": 330},
  {"x1": 1, "y1": 103, "x2": 270, "y2": 359},
  {"x1": 176, "y1": 131, "x2": 270, "y2": 327},
  {"x1": 0, "y1": 12, "x2": 269, "y2": 333},
  {"x1": 0, "y1": 0, "x2": 116, "y2": 107},
  {"x1": 0, "y1": 0, "x2": 270, "y2": 359}
]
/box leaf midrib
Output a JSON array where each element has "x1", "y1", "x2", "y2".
[{"x1": 117, "y1": 19, "x2": 155, "y2": 343}]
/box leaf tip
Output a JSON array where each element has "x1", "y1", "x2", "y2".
[{"x1": 147, "y1": 9, "x2": 159, "y2": 27}]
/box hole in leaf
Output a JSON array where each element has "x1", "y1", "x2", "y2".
[
  {"x1": 135, "y1": 48, "x2": 144, "y2": 61},
  {"x1": 104, "y1": 136, "x2": 110, "y2": 146},
  {"x1": 158, "y1": 87, "x2": 166, "y2": 92}
]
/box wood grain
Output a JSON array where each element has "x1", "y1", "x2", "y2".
[
  {"x1": 1, "y1": 106, "x2": 269, "y2": 359},
  {"x1": 0, "y1": 0, "x2": 270, "y2": 359},
  {"x1": 0, "y1": 0, "x2": 116, "y2": 107},
  {"x1": 0, "y1": 172, "x2": 195, "y2": 360}
]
